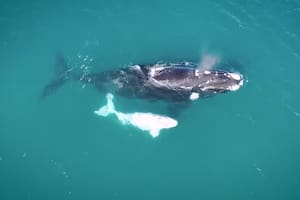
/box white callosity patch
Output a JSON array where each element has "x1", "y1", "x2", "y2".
[
  {"x1": 204, "y1": 70, "x2": 211, "y2": 74},
  {"x1": 228, "y1": 72, "x2": 242, "y2": 81},
  {"x1": 228, "y1": 84, "x2": 241, "y2": 91},
  {"x1": 223, "y1": 72, "x2": 244, "y2": 91},
  {"x1": 190, "y1": 92, "x2": 200, "y2": 101},
  {"x1": 149, "y1": 65, "x2": 165, "y2": 77},
  {"x1": 131, "y1": 65, "x2": 141, "y2": 70},
  {"x1": 94, "y1": 93, "x2": 178, "y2": 138},
  {"x1": 149, "y1": 67, "x2": 156, "y2": 77},
  {"x1": 229, "y1": 73, "x2": 244, "y2": 91}
]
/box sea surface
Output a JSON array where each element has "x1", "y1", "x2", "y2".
[{"x1": 1, "y1": 0, "x2": 300, "y2": 199}]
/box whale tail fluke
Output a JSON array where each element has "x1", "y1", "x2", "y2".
[
  {"x1": 40, "y1": 53, "x2": 72, "y2": 99},
  {"x1": 94, "y1": 93, "x2": 116, "y2": 117}
]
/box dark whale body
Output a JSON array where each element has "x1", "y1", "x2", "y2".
[{"x1": 42, "y1": 54, "x2": 243, "y2": 103}]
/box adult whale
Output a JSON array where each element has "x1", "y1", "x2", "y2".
[{"x1": 41, "y1": 53, "x2": 244, "y2": 102}]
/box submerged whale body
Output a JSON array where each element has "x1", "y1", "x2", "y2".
[{"x1": 42, "y1": 54, "x2": 244, "y2": 102}]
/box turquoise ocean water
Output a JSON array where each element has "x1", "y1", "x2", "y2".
[{"x1": 1, "y1": 0, "x2": 300, "y2": 199}]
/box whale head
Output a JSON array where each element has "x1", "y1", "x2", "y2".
[
  {"x1": 192, "y1": 69, "x2": 244, "y2": 96},
  {"x1": 149, "y1": 66, "x2": 244, "y2": 98}
]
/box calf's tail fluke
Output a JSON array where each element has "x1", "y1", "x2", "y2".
[
  {"x1": 94, "y1": 93, "x2": 116, "y2": 117},
  {"x1": 40, "y1": 53, "x2": 72, "y2": 99}
]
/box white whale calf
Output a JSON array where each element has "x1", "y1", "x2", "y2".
[{"x1": 94, "y1": 93, "x2": 178, "y2": 138}]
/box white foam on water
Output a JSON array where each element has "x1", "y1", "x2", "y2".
[{"x1": 94, "y1": 93, "x2": 178, "y2": 138}]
